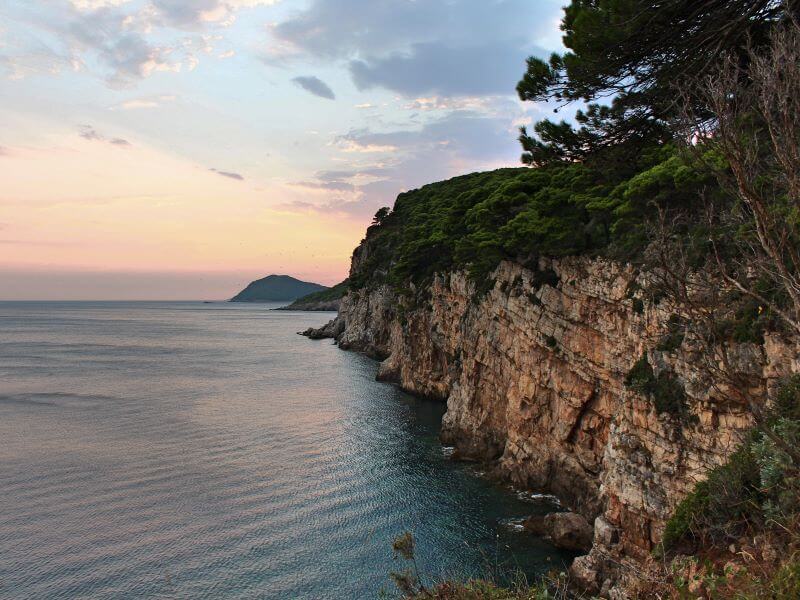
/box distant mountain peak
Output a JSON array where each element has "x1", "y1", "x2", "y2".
[{"x1": 230, "y1": 274, "x2": 328, "y2": 303}]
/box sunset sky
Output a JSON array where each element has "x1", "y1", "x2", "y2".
[{"x1": 0, "y1": 0, "x2": 564, "y2": 299}]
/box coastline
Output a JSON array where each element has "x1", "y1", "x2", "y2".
[{"x1": 301, "y1": 255, "x2": 795, "y2": 595}]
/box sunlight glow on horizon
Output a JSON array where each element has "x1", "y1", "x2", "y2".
[
  {"x1": 0, "y1": 0, "x2": 564, "y2": 299},
  {"x1": 0, "y1": 129, "x2": 363, "y2": 298}
]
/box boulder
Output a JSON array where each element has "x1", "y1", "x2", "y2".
[
  {"x1": 524, "y1": 511, "x2": 594, "y2": 552},
  {"x1": 522, "y1": 515, "x2": 547, "y2": 536},
  {"x1": 545, "y1": 512, "x2": 593, "y2": 552},
  {"x1": 569, "y1": 554, "x2": 600, "y2": 593},
  {"x1": 594, "y1": 515, "x2": 619, "y2": 547}
]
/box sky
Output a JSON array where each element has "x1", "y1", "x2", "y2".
[{"x1": 0, "y1": 0, "x2": 565, "y2": 300}]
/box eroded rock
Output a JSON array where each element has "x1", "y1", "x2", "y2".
[
  {"x1": 569, "y1": 553, "x2": 600, "y2": 593},
  {"x1": 544, "y1": 512, "x2": 593, "y2": 552},
  {"x1": 307, "y1": 253, "x2": 796, "y2": 589}
]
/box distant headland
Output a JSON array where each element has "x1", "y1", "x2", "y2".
[{"x1": 229, "y1": 274, "x2": 327, "y2": 303}]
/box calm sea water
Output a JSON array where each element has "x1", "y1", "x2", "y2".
[{"x1": 0, "y1": 302, "x2": 571, "y2": 599}]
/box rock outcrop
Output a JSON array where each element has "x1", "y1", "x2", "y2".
[
  {"x1": 524, "y1": 512, "x2": 594, "y2": 552},
  {"x1": 305, "y1": 250, "x2": 796, "y2": 596}
]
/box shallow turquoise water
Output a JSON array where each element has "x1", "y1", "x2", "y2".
[{"x1": 0, "y1": 302, "x2": 571, "y2": 599}]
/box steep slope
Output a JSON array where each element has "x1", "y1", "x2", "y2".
[
  {"x1": 302, "y1": 166, "x2": 797, "y2": 595},
  {"x1": 307, "y1": 251, "x2": 795, "y2": 594},
  {"x1": 230, "y1": 275, "x2": 327, "y2": 302}
]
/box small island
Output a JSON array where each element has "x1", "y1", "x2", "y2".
[{"x1": 229, "y1": 274, "x2": 328, "y2": 303}]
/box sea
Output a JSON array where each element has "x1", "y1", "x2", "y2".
[{"x1": 0, "y1": 301, "x2": 572, "y2": 599}]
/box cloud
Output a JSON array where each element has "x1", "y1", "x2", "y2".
[
  {"x1": 271, "y1": 0, "x2": 561, "y2": 97},
  {"x1": 0, "y1": 48, "x2": 76, "y2": 81},
  {"x1": 78, "y1": 125, "x2": 103, "y2": 141},
  {"x1": 337, "y1": 111, "x2": 519, "y2": 163},
  {"x1": 210, "y1": 168, "x2": 244, "y2": 180},
  {"x1": 112, "y1": 95, "x2": 177, "y2": 110},
  {"x1": 349, "y1": 41, "x2": 541, "y2": 97},
  {"x1": 333, "y1": 139, "x2": 396, "y2": 154},
  {"x1": 288, "y1": 109, "x2": 524, "y2": 218},
  {"x1": 70, "y1": 0, "x2": 131, "y2": 9},
  {"x1": 65, "y1": 0, "x2": 281, "y2": 27},
  {"x1": 403, "y1": 96, "x2": 493, "y2": 112},
  {"x1": 149, "y1": 0, "x2": 239, "y2": 28},
  {"x1": 291, "y1": 180, "x2": 355, "y2": 192},
  {"x1": 79, "y1": 125, "x2": 131, "y2": 146},
  {"x1": 1, "y1": 1, "x2": 276, "y2": 86},
  {"x1": 120, "y1": 99, "x2": 159, "y2": 109},
  {"x1": 60, "y1": 8, "x2": 182, "y2": 85},
  {"x1": 291, "y1": 76, "x2": 336, "y2": 100}
]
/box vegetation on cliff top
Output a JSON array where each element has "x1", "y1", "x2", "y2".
[
  {"x1": 283, "y1": 279, "x2": 348, "y2": 310},
  {"x1": 351, "y1": 147, "x2": 717, "y2": 289},
  {"x1": 351, "y1": 0, "x2": 800, "y2": 350}
]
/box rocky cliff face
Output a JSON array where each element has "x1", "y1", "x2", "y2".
[{"x1": 307, "y1": 252, "x2": 796, "y2": 595}]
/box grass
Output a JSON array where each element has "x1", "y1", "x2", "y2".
[
  {"x1": 386, "y1": 533, "x2": 576, "y2": 600},
  {"x1": 401, "y1": 578, "x2": 560, "y2": 600}
]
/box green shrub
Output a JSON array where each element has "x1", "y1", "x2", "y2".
[
  {"x1": 656, "y1": 315, "x2": 684, "y2": 352},
  {"x1": 660, "y1": 443, "x2": 762, "y2": 553},
  {"x1": 656, "y1": 333, "x2": 683, "y2": 353},
  {"x1": 625, "y1": 354, "x2": 691, "y2": 420},
  {"x1": 531, "y1": 267, "x2": 560, "y2": 290},
  {"x1": 752, "y1": 417, "x2": 800, "y2": 523},
  {"x1": 770, "y1": 556, "x2": 800, "y2": 600},
  {"x1": 651, "y1": 371, "x2": 690, "y2": 419},
  {"x1": 624, "y1": 354, "x2": 654, "y2": 391},
  {"x1": 774, "y1": 374, "x2": 800, "y2": 422},
  {"x1": 661, "y1": 377, "x2": 800, "y2": 555},
  {"x1": 472, "y1": 277, "x2": 497, "y2": 303},
  {"x1": 402, "y1": 579, "x2": 556, "y2": 599},
  {"x1": 660, "y1": 480, "x2": 711, "y2": 553},
  {"x1": 625, "y1": 280, "x2": 641, "y2": 299},
  {"x1": 387, "y1": 533, "x2": 559, "y2": 600},
  {"x1": 710, "y1": 289, "x2": 782, "y2": 346}
]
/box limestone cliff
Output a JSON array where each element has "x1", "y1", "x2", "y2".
[{"x1": 306, "y1": 250, "x2": 796, "y2": 595}]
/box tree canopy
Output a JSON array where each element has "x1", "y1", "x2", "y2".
[
  {"x1": 349, "y1": 145, "x2": 717, "y2": 290},
  {"x1": 517, "y1": 0, "x2": 794, "y2": 166}
]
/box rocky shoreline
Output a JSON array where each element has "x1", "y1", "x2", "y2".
[{"x1": 303, "y1": 249, "x2": 796, "y2": 596}]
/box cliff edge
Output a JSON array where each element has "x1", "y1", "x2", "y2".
[{"x1": 305, "y1": 247, "x2": 796, "y2": 596}]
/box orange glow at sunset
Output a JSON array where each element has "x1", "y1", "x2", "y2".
[
  {"x1": 1, "y1": 133, "x2": 363, "y2": 297},
  {"x1": 0, "y1": 0, "x2": 548, "y2": 299}
]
